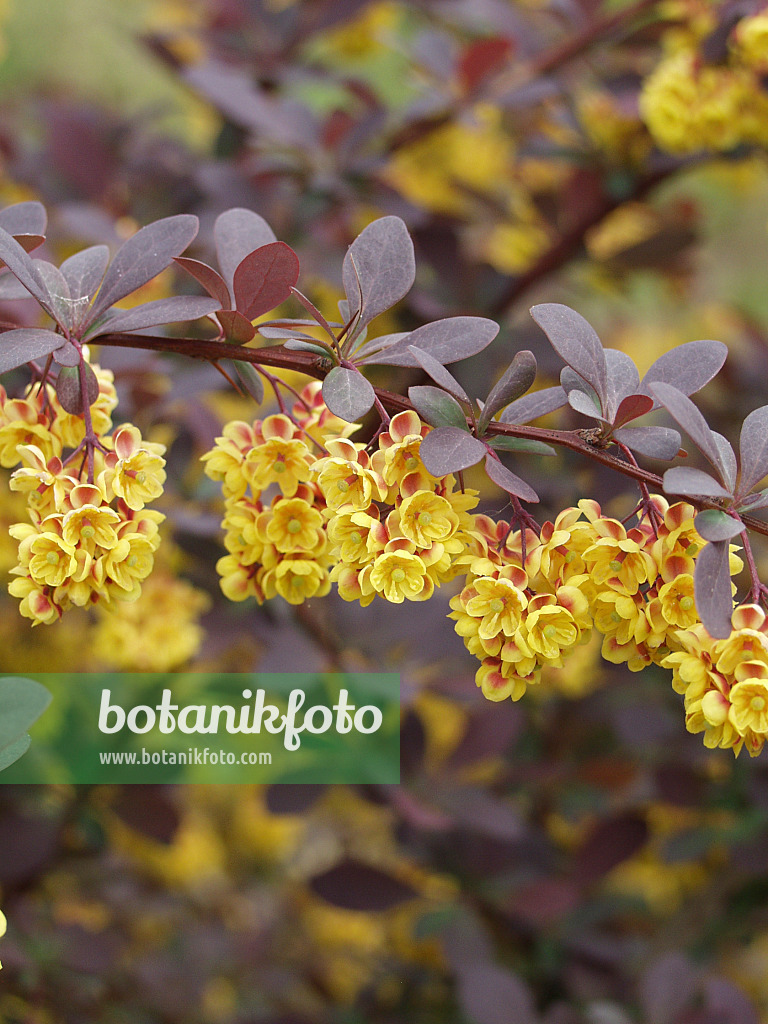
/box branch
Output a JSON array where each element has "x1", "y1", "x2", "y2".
[{"x1": 79, "y1": 328, "x2": 768, "y2": 541}]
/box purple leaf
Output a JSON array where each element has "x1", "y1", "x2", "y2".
[
  {"x1": 641, "y1": 339, "x2": 727, "y2": 402},
  {"x1": 214, "y1": 207, "x2": 276, "y2": 298},
  {"x1": 217, "y1": 309, "x2": 256, "y2": 344},
  {"x1": 88, "y1": 214, "x2": 199, "y2": 322},
  {"x1": 694, "y1": 541, "x2": 734, "y2": 639},
  {"x1": 54, "y1": 342, "x2": 81, "y2": 367},
  {"x1": 612, "y1": 426, "x2": 681, "y2": 460},
  {"x1": 458, "y1": 964, "x2": 539, "y2": 1024},
  {"x1": 488, "y1": 435, "x2": 556, "y2": 456},
  {"x1": 603, "y1": 348, "x2": 641, "y2": 420},
  {"x1": 574, "y1": 813, "x2": 649, "y2": 883},
  {"x1": 499, "y1": 385, "x2": 568, "y2": 424},
  {"x1": 650, "y1": 382, "x2": 729, "y2": 483},
  {"x1": 367, "y1": 316, "x2": 499, "y2": 367},
  {"x1": 419, "y1": 427, "x2": 487, "y2": 475},
  {"x1": 0, "y1": 225, "x2": 53, "y2": 312},
  {"x1": 613, "y1": 393, "x2": 654, "y2": 428},
  {"x1": 60, "y1": 245, "x2": 109, "y2": 306},
  {"x1": 310, "y1": 858, "x2": 417, "y2": 911},
  {"x1": 322, "y1": 366, "x2": 375, "y2": 422},
  {"x1": 174, "y1": 256, "x2": 231, "y2": 309},
  {"x1": 478, "y1": 350, "x2": 537, "y2": 433},
  {"x1": 354, "y1": 330, "x2": 410, "y2": 361},
  {"x1": 662, "y1": 466, "x2": 732, "y2": 498},
  {"x1": 342, "y1": 216, "x2": 415, "y2": 330},
  {"x1": 694, "y1": 510, "x2": 743, "y2": 542},
  {"x1": 712, "y1": 431, "x2": 737, "y2": 492},
  {"x1": 233, "y1": 361, "x2": 265, "y2": 405},
  {"x1": 408, "y1": 345, "x2": 470, "y2": 405},
  {"x1": 56, "y1": 363, "x2": 99, "y2": 414},
  {"x1": 408, "y1": 385, "x2": 468, "y2": 430},
  {"x1": 484, "y1": 454, "x2": 539, "y2": 502},
  {"x1": 530, "y1": 303, "x2": 608, "y2": 413},
  {"x1": 34, "y1": 260, "x2": 72, "y2": 330},
  {"x1": 739, "y1": 404, "x2": 768, "y2": 497},
  {"x1": 87, "y1": 296, "x2": 220, "y2": 337},
  {"x1": 0, "y1": 201, "x2": 46, "y2": 236},
  {"x1": 13, "y1": 234, "x2": 45, "y2": 254},
  {"x1": 738, "y1": 487, "x2": 768, "y2": 512},
  {"x1": 232, "y1": 241, "x2": 300, "y2": 319},
  {"x1": 0, "y1": 275, "x2": 33, "y2": 300},
  {"x1": 283, "y1": 339, "x2": 333, "y2": 357},
  {"x1": 0, "y1": 327, "x2": 66, "y2": 374},
  {"x1": 567, "y1": 388, "x2": 602, "y2": 420}
]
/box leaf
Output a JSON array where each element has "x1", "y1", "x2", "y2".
[
  {"x1": 662, "y1": 466, "x2": 732, "y2": 498},
  {"x1": 574, "y1": 813, "x2": 649, "y2": 883},
  {"x1": 477, "y1": 350, "x2": 537, "y2": 434},
  {"x1": 641, "y1": 339, "x2": 728, "y2": 402},
  {"x1": 499, "y1": 385, "x2": 568, "y2": 424},
  {"x1": 55, "y1": 364, "x2": 99, "y2": 415},
  {"x1": 174, "y1": 256, "x2": 231, "y2": 309},
  {"x1": 419, "y1": 427, "x2": 487, "y2": 475},
  {"x1": 214, "y1": 207, "x2": 277, "y2": 297},
  {"x1": 353, "y1": 330, "x2": 410, "y2": 361},
  {"x1": 603, "y1": 349, "x2": 641, "y2": 420},
  {"x1": 0, "y1": 327, "x2": 67, "y2": 374},
  {"x1": 0, "y1": 200, "x2": 47, "y2": 236},
  {"x1": 54, "y1": 342, "x2": 81, "y2": 367},
  {"x1": 0, "y1": 733, "x2": 31, "y2": 772},
  {"x1": 232, "y1": 241, "x2": 300, "y2": 320},
  {"x1": 14, "y1": 235, "x2": 45, "y2": 255},
  {"x1": 0, "y1": 676, "x2": 52, "y2": 755},
  {"x1": 310, "y1": 858, "x2": 417, "y2": 911},
  {"x1": 86, "y1": 296, "x2": 220, "y2": 338},
  {"x1": 530, "y1": 303, "x2": 607, "y2": 413},
  {"x1": 612, "y1": 426, "x2": 682, "y2": 460},
  {"x1": 56, "y1": 364, "x2": 99, "y2": 414},
  {"x1": 283, "y1": 339, "x2": 334, "y2": 357},
  {"x1": 408, "y1": 345, "x2": 470, "y2": 405},
  {"x1": 217, "y1": 309, "x2": 256, "y2": 344},
  {"x1": 694, "y1": 541, "x2": 734, "y2": 639},
  {"x1": 34, "y1": 259, "x2": 73, "y2": 331},
  {"x1": 712, "y1": 431, "x2": 737, "y2": 493},
  {"x1": 60, "y1": 245, "x2": 110, "y2": 306},
  {"x1": 0, "y1": 225, "x2": 54, "y2": 312},
  {"x1": 342, "y1": 216, "x2": 415, "y2": 330},
  {"x1": 649, "y1": 382, "x2": 729, "y2": 484},
  {"x1": 739, "y1": 404, "x2": 768, "y2": 497},
  {"x1": 364, "y1": 317, "x2": 498, "y2": 367},
  {"x1": 613, "y1": 393, "x2": 654, "y2": 428},
  {"x1": 487, "y1": 435, "x2": 556, "y2": 456},
  {"x1": 233, "y1": 361, "x2": 265, "y2": 404},
  {"x1": 694, "y1": 510, "x2": 743, "y2": 542},
  {"x1": 409, "y1": 385, "x2": 468, "y2": 430},
  {"x1": 87, "y1": 214, "x2": 199, "y2": 322},
  {"x1": 737, "y1": 487, "x2": 768, "y2": 512},
  {"x1": 322, "y1": 366, "x2": 375, "y2": 422},
  {"x1": 568, "y1": 388, "x2": 602, "y2": 420},
  {"x1": 484, "y1": 454, "x2": 539, "y2": 502}
]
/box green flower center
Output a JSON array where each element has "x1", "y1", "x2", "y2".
[
  {"x1": 46, "y1": 551, "x2": 58, "y2": 565},
  {"x1": 610, "y1": 611, "x2": 622, "y2": 623},
  {"x1": 490, "y1": 598, "x2": 504, "y2": 614},
  {"x1": 127, "y1": 555, "x2": 139, "y2": 568},
  {"x1": 273, "y1": 461, "x2": 286, "y2": 473},
  {"x1": 350, "y1": 531, "x2": 362, "y2": 545},
  {"x1": 287, "y1": 519, "x2": 302, "y2": 534},
  {"x1": 81, "y1": 525, "x2": 95, "y2": 539},
  {"x1": 419, "y1": 511, "x2": 432, "y2": 525},
  {"x1": 680, "y1": 596, "x2": 694, "y2": 611},
  {"x1": 609, "y1": 559, "x2": 622, "y2": 572},
  {"x1": 135, "y1": 471, "x2": 146, "y2": 485},
  {"x1": 391, "y1": 568, "x2": 405, "y2": 583},
  {"x1": 405, "y1": 457, "x2": 419, "y2": 471},
  {"x1": 544, "y1": 624, "x2": 558, "y2": 639},
  {"x1": 337, "y1": 480, "x2": 350, "y2": 492},
  {"x1": 750, "y1": 695, "x2": 766, "y2": 712}
]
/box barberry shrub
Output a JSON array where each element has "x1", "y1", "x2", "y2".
[{"x1": 0, "y1": 202, "x2": 767, "y2": 759}]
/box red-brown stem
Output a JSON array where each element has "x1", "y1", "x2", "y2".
[{"x1": 9, "y1": 327, "x2": 768, "y2": 541}]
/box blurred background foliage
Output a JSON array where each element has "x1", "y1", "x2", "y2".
[{"x1": 2, "y1": 0, "x2": 768, "y2": 1021}]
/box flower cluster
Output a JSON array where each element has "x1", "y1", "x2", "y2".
[
  {"x1": 640, "y1": 8, "x2": 768, "y2": 154},
  {"x1": 2, "y1": 369, "x2": 167, "y2": 624},
  {"x1": 317, "y1": 411, "x2": 479, "y2": 606}
]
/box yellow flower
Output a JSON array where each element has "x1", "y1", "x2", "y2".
[
  {"x1": 103, "y1": 534, "x2": 156, "y2": 595},
  {"x1": 366, "y1": 550, "x2": 432, "y2": 603},
  {"x1": 476, "y1": 658, "x2": 530, "y2": 702},
  {"x1": 313, "y1": 440, "x2": 385, "y2": 511},
  {"x1": 398, "y1": 490, "x2": 459, "y2": 547},
  {"x1": 259, "y1": 496, "x2": 324, "y2": 553},
  {"x1": 463, "y1": 572, "x2": 528, "y2": 641},
  {"x1": 28, "y1": 531, "x2": 77, "y2": 587},
  {"x1": 62, "y1": 503, "x2": 121, "y2": 551},
  {"x1": 729, "y1": 664, "x2": 768, "y2": 735},
  {"x1": 658, "y1": 574, "x2": 698, "y2": 628},
  {"x1": 8, "y1": 576, "x2": 59, "y2": 625},
  {"x1": 105, "y1": 426, "x2": 167, "y2": 511},
  {"x1": 262, "y1": 556, "x2": 330, "y2": 604},
  {"x1": 524, "y1": 594, "x2": 580, "y2": 665}
]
